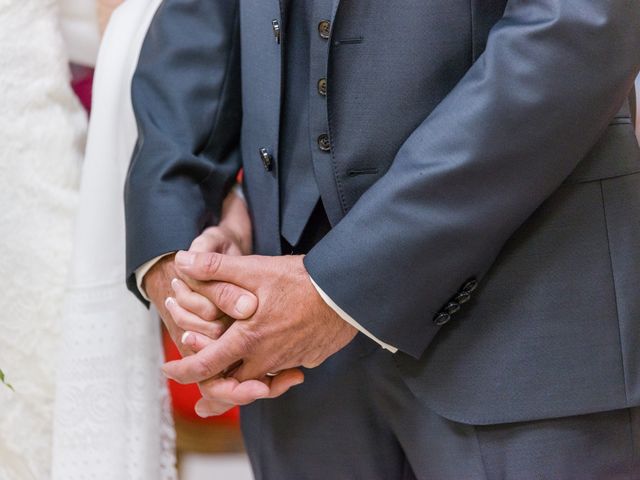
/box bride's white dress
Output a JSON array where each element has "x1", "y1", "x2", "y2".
[
  {"x1": 0, "y1": 1, "x2": 176, "y2": 478},
  {"x1": 0, "y1": 1, "x2": 87, "y2": 478}
]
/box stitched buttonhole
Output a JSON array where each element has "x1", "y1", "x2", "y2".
[
  {"x1": 334, "y1": 36, "x2": 364, "y2": 46},
  {"x1": 348, "y1": 167, "x2": 379, "y2": 177}
]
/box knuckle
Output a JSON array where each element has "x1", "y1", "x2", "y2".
[
  {"x1": 207, "y1": 323, "x2": 224, "y2": 339},
  {"x1": 302, "y1": 354, "x2": 324, "y2": 369},
  {"x1": 238, "y1": 329, "x2": 261, "y2": 354},
  {"x1": 203, "y1": 253, "x2": 222, "y2": 275},
  {"x1": 201, "y1": 303, "x2": 219, "y2": 322},
  {"x1": 195, "y1": 357, "x2": 215, "y2": 379},
  {"x1": 264, "y1": 357, "x2": 281, "y2": 374},
  {"x1": 214, "y1": 282, "x2": 236, "y2": 309}
]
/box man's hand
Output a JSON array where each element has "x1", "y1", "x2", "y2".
[
  {"x1": 144, "y1": 190, "x2": 306, "y2": 415},
  {"x1": 163, "y1": 251, "x2": 358, "y2": 387},
  {"x1": 143, "y1": 189, "x2": 256, "y2": 354},
  {"x1": 161, "y1": 254, "x2": 307, "y2": 417}
]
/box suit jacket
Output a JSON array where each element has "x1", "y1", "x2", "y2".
[{"x1": 125, "y1": 0, "x2": 640, "y2": 425}]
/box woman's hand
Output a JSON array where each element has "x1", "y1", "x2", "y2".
[{"x1": 145, "y1": 187, "x2": 254, "y2": 355}]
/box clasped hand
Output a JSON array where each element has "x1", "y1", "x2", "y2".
[{"x1": 162, "y1": 250, "x2": 357, "y2": 417}]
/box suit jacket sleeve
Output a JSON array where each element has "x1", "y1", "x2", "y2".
[
  {"x1": 304, "y1": 0, "x2": 640, "y2": 358},
  {"x1": 125, "y1": 0, "x2": 241, "y2": 302}
]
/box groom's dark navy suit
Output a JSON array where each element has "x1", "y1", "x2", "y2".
[{"x1": 126, "y1": 0, "x2": 640, "y2": 477}]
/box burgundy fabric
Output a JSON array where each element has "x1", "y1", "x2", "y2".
[{"x1": 71, "y1": 66, "x2": 94, "y2": 113}]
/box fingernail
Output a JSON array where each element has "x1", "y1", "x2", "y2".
[
  {"x1": 195, "y1": 404, "x2": 208, "y2": 418},
  {"x1": 165, "y1": 297, "x2": 176, "y2": 308},
  {"x1": 181, "y1": 331, "x2": 192, "y2": 345},
  {"x1": 235, "y1": 295, "x2": 253, "y2": 316},
  {"x1": 175, "y1": 250, "x2": 194, "y2": 267},
  {"x1": 171, "y1": 278, "x2": 179, "y2": 290}
]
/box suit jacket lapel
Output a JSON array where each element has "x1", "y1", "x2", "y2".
[{"x1": 330, "y1": 0, "x2": 341, "y2": 25}]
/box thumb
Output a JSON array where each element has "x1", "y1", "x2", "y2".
[{"x1": 175, "y1": 251, "x2": 263, "y2": 290}]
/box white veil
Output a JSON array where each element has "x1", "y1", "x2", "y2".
[{"x1": 51, "y1": 1, "x2": 177, "y2": 478}]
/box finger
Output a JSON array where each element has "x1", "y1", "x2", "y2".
[
  {"x1": 165, "y1": 321, "x2": 194, "y2": 357},
  {"x1": 231, "y1": 358, "x2": 272, "y2": 383},
  {"x1": 232, "y1": 353, "x2": 303, "y2": 383},
  {"x1": 157, "y1": 306, "x2": 195, "y2": 357},
  {"x1": 190, "y1": 225, "x2": 246, "y2": 256},
  {"x1": 175, "y1": 251, "x2": 265, "y2": 289},
  {"x1": 193, "y1": 370, "x2": 305, "y2": 417},
  {"x1": 194, "y1": 397, "x2": 236, "y2": 417},
  {"x1": 174, "y1": 278, "x2": 258, "y2": 321},
  {"x1": 181, "y1": 330, "x2": 216, "y2": 352},
  {"x1": 171, "y1": 277, "x2": 224, "y2": 321},
  {"x1": 189, "y1": 229, "x2": 230, "y2": 253},
  {"x1": 262, "y1": 368, "x2": 305, "y2": 398},
  {"x1": 165, "y1": 297, "x2": 227, "y2": 339},
  {"x1": 199, "y1": 376, "x2": 270, "y2": 405},
  {"x1": 162, "y1": 324, "x2": 250, "y2": 384}
]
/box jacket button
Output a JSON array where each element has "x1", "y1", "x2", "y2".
[
  {"x1": 433, "y1": 312, "x2": 451, "y2": 326},
  {"x1": 318, "y1": 20, "x2": 331, "y2": 39},
  {"x1": 317, "y1": 78, "x2": 327, "y2": 96},
  {"x1": 454, "y1": 291, "x2": 471, "y2": 305},
  {"x1": 259, "y1": 147, "x2": 273, "y2": 171},
  {"x1": 461, "y1": 279, "x2": 478, "y2": 293},
  {"x1": 444, "y1": 302, "x2": 461, "y2": 315},
  {"x1": 317, "y1": 134, "x2": 331, "y2": 152}
]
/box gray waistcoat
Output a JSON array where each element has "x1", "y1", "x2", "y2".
[{"x1": 278, "y1": 0, "x2": 333, "y2": 246}]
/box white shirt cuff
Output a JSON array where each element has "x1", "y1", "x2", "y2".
[
  {"x1": 135, "y1": 253, "x2": 175, "y2": 301},
  {"x1": 309, "y1": 276, "x2": 398, "y2": 353}
]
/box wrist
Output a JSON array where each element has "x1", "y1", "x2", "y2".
[{"x1": 143, "y1": 253, "x2": 177, "y2": 303}]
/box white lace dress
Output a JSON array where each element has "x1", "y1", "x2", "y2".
[
  {"x1": 0, "y1": 1, "x2": 87, "y2": 478},
  {"x1": 0, "y1": 1, "x2": 176, "y2": 479}
]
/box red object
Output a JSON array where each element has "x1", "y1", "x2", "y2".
[
  {"x1": 163, "y1": 328, "x2": 240, "y2": 424},
  {"x1": 70, "y1": 66, "x2": 94, "y2": 114}
]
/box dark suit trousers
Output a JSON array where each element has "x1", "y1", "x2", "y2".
[{"x1": 240, "y1": 203, "x2": 640, "y2": 480}]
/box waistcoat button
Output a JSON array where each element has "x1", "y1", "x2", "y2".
[
  {"x1": 317, "y1": 78, "x2": 327, "y2": 96},
  {"x1": 318, "y1": 20, "x2": 331, "y2": 40},
  {"x1": 317, "y1": 134, "x2": 331, "y2": 152}
]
